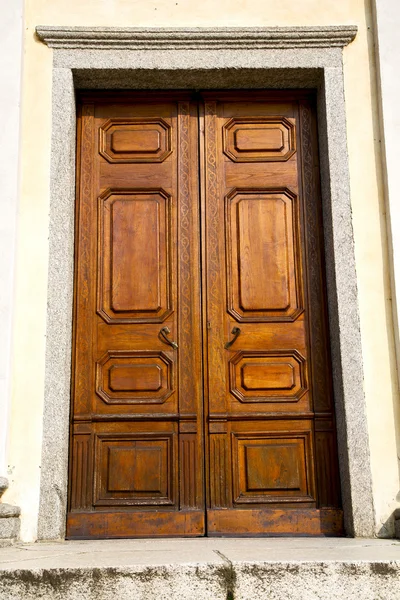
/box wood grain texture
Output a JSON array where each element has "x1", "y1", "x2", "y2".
[
  {"x1": 225, "y1": 188, "x2": 303, "y2": 321},
  {"x1": 299, "y1": 98, "x2": 341, "y2": 508},
  {"x1": 97, "y1": 188, "x2": 172, "y2": 323},
  {"x1": 99, "y1": 117, "x2": 172, "y2": 163},
  {"x1": 207, "y1": 508, "x2": 343, "y2": 536},
  {"x1": 204, "y1": 101, "x2": 227, "y2": 415},
  {"x1": 232, "y1": 428, "x2": 314, "y2": 504},
  {"x1": 210, "y1": 435, "x2": 229, "y2": 508},
  {"x1": 229, "y1": 349, "x2": 307, "y2": 404},
  {"x1": 94, "y1": 432, "x2": 174, "y2": 506},
  {"x1": 223, "y1": 116, "x2": 296, "y2": 162},
  {"x1": 70, "y1": 433, "x2": 92, "y2": 510},
  {"x1": 67, "y1": 510, "x2": 205, "y2": 539},
  {"x1": 179, "y1": 435, "x2": 198, "y2": 508},
  {"x1": 96, "y1": 350, "x2": 173, "y2": 404},
  {"x1": 177, "y1": 101, "x2": 204, "y2": 509},
  {"x1": 73, "y1": 103, "x2": 95, "y2": 416}
]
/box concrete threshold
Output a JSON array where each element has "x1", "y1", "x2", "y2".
[{"x1": 0, "y1": 538, "x2": 399, "y2": 600}]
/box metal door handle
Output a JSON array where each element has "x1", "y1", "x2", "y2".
[
  {"x1": 225, "y1": 327, "x2": 241, "y2": 349},
  {"x1": 160, "y1": 327, "x2": 178, "y2": 349}
]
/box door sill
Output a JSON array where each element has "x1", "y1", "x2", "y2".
[
  {"x1": 207, "y1": 508, "x2": 343, "y2": 536},
  {"x1": 66, "y1": 510, "x2": 205, "y2": 539}
]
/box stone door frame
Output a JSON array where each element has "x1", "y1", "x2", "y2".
[{"x1": 36, "y1": 25, "x2": 375, "y2": 538}]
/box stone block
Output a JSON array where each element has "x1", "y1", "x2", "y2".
[
  {"x1": 0, "y1": 478, "x2": 21, "y2": 544},
  {"x1": 0, "y1": 516, "x2": 20, "y2": 541},
  {"x1": 0, "y1": 538, "x2": 399, "y2": 600}
]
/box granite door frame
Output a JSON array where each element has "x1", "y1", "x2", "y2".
[{"x1": 35, "y1": 26, "x2": 375, "y2": 538}]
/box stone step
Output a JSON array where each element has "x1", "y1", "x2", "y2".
[
  {"x1": 0, "y1": 478, "x2": 20, "y2": 547},
  {"x1": 0, "y1": 538, "x2": 399, "y2": 599}
]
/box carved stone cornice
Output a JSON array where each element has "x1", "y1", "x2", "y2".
[{"x1": 36, "y1": 26, "x2": 357, "y2": 50}]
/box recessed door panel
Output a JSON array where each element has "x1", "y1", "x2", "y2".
[
  {"x1": 226, "y1": 188, "x2": 303, "y2": 321},
  {"x1": 232, "y1": 427, "x2": 315, "y2": 504},
  {"x1": 98, "y1": 189, "x2": 172, "y2": 323},
  {"x1": 99, "y1": 117, "x2": 172, "y2": 163},
  {"x1": 223, "y1": 116, "x2": 296, "y2": 162},
  {"x1": 96, "y1": 350, "x2": 173, "y2": 404},
  {"x1": 94, "y1": 432, "x2": 175, "y2": 507},
  {"x1": 229, "y1": 350, "x2": 307, "y2": 403}
]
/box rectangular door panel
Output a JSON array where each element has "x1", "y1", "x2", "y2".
[
  {"x1": 98, "y1": 189, "x2": 172, "y2": 323},
  {"x1": 226, "y1": 188, "x2": 303, "y2": 321},
  {"x1": 93, "y1": 428, "x2": 176, "y2": 508}
]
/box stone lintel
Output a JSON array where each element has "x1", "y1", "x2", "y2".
[{"x1": 35, "y1": 25, "x2": 357, "y2": 50}]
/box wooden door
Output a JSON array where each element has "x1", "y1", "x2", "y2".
[
  {"x1": 68, "y1": 91, "x2": 343, "y2": 539},
  {"x1": 67, "y1": 93, "x2": 204, "y2": 538},
  {"x1": 202, "y1": 92, "x2": 342, "y2": 535}
]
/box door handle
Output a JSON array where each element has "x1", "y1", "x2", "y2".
[
  {"x1": 225, "y1": 327, "x2": 241, "y2": 349},
  {"x1": 159, "y1": 327, "x2": 178, "y2": 349}
]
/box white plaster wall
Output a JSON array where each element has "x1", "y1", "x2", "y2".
[
  {"x1": 0, "y1": 1, "x2": 23, "y2": 476},
  {"x1": 342, "y1": 0, "x2": 400, "y2": 536},
  {"x1": 3, "y1": 0, "x2": 400, "y2": 539},
  {"x1": 371, "y1": 0, "x2": 400, "y2": 534}
]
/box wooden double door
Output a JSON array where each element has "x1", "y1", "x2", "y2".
[{"x1": 68, "y1": 91, "x2": 342, "y2": 539}]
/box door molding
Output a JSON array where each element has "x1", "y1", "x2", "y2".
[
  {"x1": 36, "y1": 25, "x2": 375, "y2": 539},
  {"x1": 36, "y1": 25, "x2": 357, "y2": 50}
]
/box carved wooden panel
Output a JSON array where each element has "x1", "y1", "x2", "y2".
[
  {"x1": 225, "y1": 188, "x2": 303, "y2": 322},
  {"x1": 300, "y1": 101, "x2": 333, "y2": 413},
  {"x1": 179, "y1": 435, "x2": 198, "y2": 508},
  {"x1": 229, "y1": 350, "x2": 307, "y2": 403},
  {"x1": 205, "y1": 100, "x2": 227, "y2": 414},
  {"x1": 210, "y1": 435, "x2": 228, "y2": 507},
  {"x1": 97, "y1": 188, "x2": 172, "y2": 323},
  {"x1": 177, "y1": 101, "x2": 201, "y2": 414},
  {"x1": 70, "y1": 433, "x2": 92, "y2": 510},
  {"x1": 94, "y1": 433, "x2": 174, "y2": 506},
  {"x1": 315, "y1": 420, "x2": 342, "y2": 508},
  {"x1": 96, "y1": 350, "x2": 173, "y2": 404},
  {"x1": 74, "y1": 103, "x2": 95, "y2": 416},
  {"x1": 223, "y1": 117, "x2": 296, "y2": 162},
  {"x1": 232, "y1": 430, "x2": 315, "y2": 504},
  {"x1": 99, "y1": 118, "x2": 172, "y2": 163}
]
